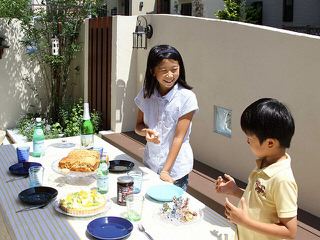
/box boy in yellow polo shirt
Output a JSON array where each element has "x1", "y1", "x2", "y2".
[{"x1": 215, "y1": 98, "x2": 297, "y2": 240}]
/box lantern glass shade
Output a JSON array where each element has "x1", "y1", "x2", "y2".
[
  {"x1": 51, "y1": 36, "x2": 59, "y2": 55},
  {"x1": 133, "y1": 33, "x2": 147, "y2": 49}
]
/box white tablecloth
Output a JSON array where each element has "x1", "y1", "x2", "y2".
[{"x1": 0, "y1": 136, "x2": 238, "y2": 240}]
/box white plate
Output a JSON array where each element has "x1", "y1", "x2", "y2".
[
  {"x1": 153, "y1": 208, "x2": 203, "y2": 226},
  {"x1": 54, "y1": 197, "x2": 112, "y2": 217},
  {"x1": 51, "y1": 158, "x2": 97, "y2": 177}
]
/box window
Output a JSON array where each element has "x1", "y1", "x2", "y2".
[
  {"x1": 124, "y1": 0, "x2": 129, "y2": 16},
  {"x1": 163, "y1": 0, "x2": 170, "y2": 13},
  {"x1": 157, "y1": 0, "x2": 170, "y2": 13},
  {"x1": 283, "y1": 0, "x2": 293, "y2": 22},
  {"x1": 181, "y1": 3, "x2": 192, "y2": 16}
]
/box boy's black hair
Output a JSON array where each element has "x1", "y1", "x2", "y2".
[
  {"x1": 143, "y1": 45, "x2": 192, "y2": 98},
  {"x1": 240, "y1": 98, "x2": 295, "y2": 148}
]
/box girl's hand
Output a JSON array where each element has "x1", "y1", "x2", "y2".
[
  {"x1": 145, "y1": 129, "x2": 160, "y2": 144},
  {"x1": 160, "y1": 171, "x2": 174, "y2": 183},
  {"x1": 225, "y1": 197, "x2": 249, "y2": 226},
  {"x1": 215, "y1": 174, "x2": 238, "y2": 195}
]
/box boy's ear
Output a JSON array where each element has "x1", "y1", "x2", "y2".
[{"x1": 267, "y1": 138, "x2": 277, "y2": 148}]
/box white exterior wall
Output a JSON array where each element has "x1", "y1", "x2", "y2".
[
  {"x1": 0, "y1": 19, "x2": 47, "y2": 129},
  {"x1": 111, "y1": 16, "x2": 139, "y2": 132},
  {"x1": 246, "y1": 0, "x2": 320, "y2": 28},
  {"x1": 111, "y1": 14, "x2": 320, "y2": 218}
]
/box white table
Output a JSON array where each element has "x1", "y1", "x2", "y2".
[{"x1": 0, "y1": 136, "x2": 238, "y2": 240}]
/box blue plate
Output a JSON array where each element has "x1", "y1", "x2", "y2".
[
  {"x1": 19, "y1": 187, "x2": 58, "y2": 205},
  {"x1": 9, "y1": 162, "x2": 42, "y2": 176},
  {"x1": 87, "y1": 217, "x2": 133, "y2": 240},
  {"x1": 146, "y1": 185, "x2": 184, "y2": 202}
]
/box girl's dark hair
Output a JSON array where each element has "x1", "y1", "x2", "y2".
[
  {"x1": 240, "y1": 98, "x2": 295, "y2": 148},
  {"x1": 143, "y1": 45, "x2": 192, "y2": 98}
]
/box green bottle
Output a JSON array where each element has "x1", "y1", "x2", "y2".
[
  {"x1": 97, "y1": 154, "x2": 109, "y2": 194},
  {"x1": 33, "y1": 117, "x2": 45, "y2": 157},
  {"x1": 80, "y1": 103, "x2": 94, "y2": 149}
]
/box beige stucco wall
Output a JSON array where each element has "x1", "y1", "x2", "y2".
[
  {"x1": 111, "y1": 14, "x2": 320, "y2": 218},
  {"x1": 0, "y1": 19, "x2": 47, "y2": 129},
  {"x1": 0, "y1": 18, "x2": 85, "y2": 130},
  {"x1": 111, "y1": 16, "x2": 139, "y2": 133}
]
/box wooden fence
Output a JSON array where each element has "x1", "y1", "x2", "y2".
[{"x1": 88, "y1": 17, "x2": 112, "y2": 130}]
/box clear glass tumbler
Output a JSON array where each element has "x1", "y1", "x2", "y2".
[{"x1": 29, "y1": 166, "x2": 44, "y2": 188}]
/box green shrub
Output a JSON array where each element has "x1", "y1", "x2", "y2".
[{"x1": 18, "y1": 98, "x2": 102, "y2": 141}]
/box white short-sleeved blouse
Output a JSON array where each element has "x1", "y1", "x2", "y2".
[{"x1": 134, "y1": 83, "x2": 199, "y2": 180}]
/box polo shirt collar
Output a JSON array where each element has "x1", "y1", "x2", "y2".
[
  {"x1": 255, "y1": 153, "x2": 291, "y2": 177},
  {"x1": 154, "y1": 83, "x2": 179, "y2": 102}
]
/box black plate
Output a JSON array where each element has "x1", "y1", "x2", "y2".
[
  {"x1": 109, "y1": 160, "x2": 134, "y2": 173},
  {"x1": 18, "y1": 187, "x2": 58, "y2": 205},
  {"x1": 9, "y1": 162, "x2": 42, "y2": 176}
]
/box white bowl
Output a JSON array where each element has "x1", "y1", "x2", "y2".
[{"x1": 0, "y1": 130, "x2": 6, "y2": 145}]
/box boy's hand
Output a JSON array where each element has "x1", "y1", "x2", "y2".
[
  {"x1": 145, "y1": 129, "x2": 160, "y2": 144},
  {"x1": 225, "y1": 197, "x2": 249, "y2": 225},
  {"x1": 215, "y1": 174, "x2": 238, "y2": 195}
]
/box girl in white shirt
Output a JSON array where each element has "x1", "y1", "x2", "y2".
[{"x1": 135, "y1": 45, "x2": 198, "y2": 191}]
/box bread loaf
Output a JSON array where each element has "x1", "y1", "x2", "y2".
[{"x1": 58, "y1": 149, "x2": 100, "y2": 172}]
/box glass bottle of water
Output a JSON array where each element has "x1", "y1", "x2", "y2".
[
  {"x1": 33, "y1": 117, "x2": 45, "y2": 157},
  {"x1": 97, "y1": 154, "x2": 109, "y2": 194},
  {"x1": 80, "y1": 103, "x2": 94, "y2": 149}
]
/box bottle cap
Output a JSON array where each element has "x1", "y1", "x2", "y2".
[{"x1": 36, "y1": 117, "x2": 41, "y2": 122}]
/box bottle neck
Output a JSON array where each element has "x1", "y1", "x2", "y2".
[{"x1": 83, "y1": 103, "x2": 90, "y2": 120}]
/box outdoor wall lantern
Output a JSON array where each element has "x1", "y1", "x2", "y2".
[
  {"x1": 132, "y1": 16, "x2": 153, "y2": 49},
  {"x1": 139, "y1": 2, "x2": 143, "y2": 11}
]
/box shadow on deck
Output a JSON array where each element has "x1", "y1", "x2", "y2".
[{"x1": 101, "y1": 131, "x2": 320, "y2": 240}]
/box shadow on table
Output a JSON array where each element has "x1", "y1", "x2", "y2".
[{"x1": 49, "y1": 175, "x2": 96, "y2": 187}]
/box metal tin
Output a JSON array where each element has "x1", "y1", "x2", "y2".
[{"x1": 117, "y1": 176, "x2": 134, "y2": 205}]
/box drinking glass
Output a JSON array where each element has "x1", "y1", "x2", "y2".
[
  {"x1": 127, "y1": 170, "x2": 143, "y2": 194},
  {"x1": 126, "y1": 194, "x2": 144, "y2": 222},
  {"x1": 92, "y1": 146, "x2": 103, "y2": 157},
  {"x1": 29, "y1": 166, "x2": 44, "y2": 188},
  {"x1": 16, "y1": 146, "x2": 30, "y2": 162}
]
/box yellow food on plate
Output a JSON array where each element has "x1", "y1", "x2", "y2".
[
  {"x1": 59, "y1": 190, "x2": 107, "y2": 215},
  {"x1": 58, "y1": 149, "x2": 101, "y2": 172}
]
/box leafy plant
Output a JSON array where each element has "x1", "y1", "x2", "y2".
[
  {"x1": 58, "y1": 98, "x2": 102, "y2": 137},
  {"x1": 193, "y1": 0, "x2": 206, "y2": 17},
  {"x1": 215, "y1": 0, "x2": 261, "y2": 24},
  {"x1": 1, "y1": 0, "x2": 103, "y2": 121},
  {"x1": 18, "y1": 114, "x2": 63, "y2": 141},
  {"x1": 18, "y1": 99, "x2": 102, "y2": 141}
]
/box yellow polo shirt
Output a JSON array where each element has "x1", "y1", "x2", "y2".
[{"x1": 237, "y1": 154, "x2": 298, "y2": 240}]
